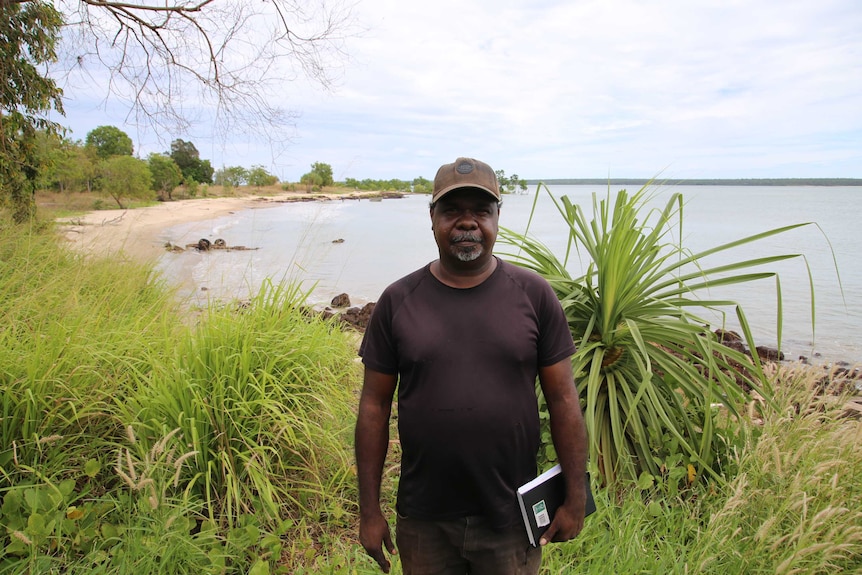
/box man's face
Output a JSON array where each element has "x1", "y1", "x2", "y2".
[{"x1": 430, "y1": 188, "x2": 500, "y2": 264}]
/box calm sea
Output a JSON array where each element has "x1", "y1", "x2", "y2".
[{"x1": 156, "y1": 185, "x2": 862, "y2": 365}]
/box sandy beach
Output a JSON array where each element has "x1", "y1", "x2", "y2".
[{"x1": 57, "y1": 191, "x2": 388, "y2": 263}]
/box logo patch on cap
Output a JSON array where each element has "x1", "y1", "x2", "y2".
[{"x1": 456, "y1": 161, "x2": 474, "y2": 175}]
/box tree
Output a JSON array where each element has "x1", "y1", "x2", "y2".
[
  {"x1": 56, "y1": 141, "x2": 97, "y2": 193},
  {"x1": 170, "y1": 139, "x2": 213, "y2": 184},
  {"x1": 31, "y1": 129, "x2": 64, "y2": 191},
  {"x1": 97, "y1": 155, "x2": 153, "y2": 208},
  {"x1": 412, "y1": 176, "x2": 433, "y2": 194},
  {"x1": 85, "y1": 126, "x2": 133, "y2": 159},
  {"x1": 0, "y1": 1, "x2": 64, "y2": 222},
  {"x1": 56, "y1": 1, "x2": 354, "y2": 139},
  {"x1": 3, "y1": 1, "x2": 352, "y2": 220},
  {"x1": 300, "y1": 171, "x2": 323, "y2": 192},
  {"x1": 214, "y1": 166, "x2": 248, "y2": 187},
  {"x1": 148, "y1": 153, "x2": 182, "y2": 201},
  {"x1": 509, "y1": 173, "x2": 528, "y2": 194},
  {"x1": 307, "y1": 162, "x2": 334, "y2": 187},
  {"x1": 30, "y1": 131, "x2": 94, "y2": 193},
  {"x1": 495, "y1": 169, "x2": 527, "y2": 195},
  {"x1": 247, "y1": 165, "x2": 278, "y2": 188}
]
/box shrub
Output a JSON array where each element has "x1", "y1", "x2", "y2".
[{"x1": 499, "y1": 184, "x2": 817, "y2": 486}]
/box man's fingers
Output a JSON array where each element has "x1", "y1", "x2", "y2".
[
  {"x1": 383, "y1": 530, "x2": 397, "y2": 555},
  {"x1": 362, "y1": 539, "x2": 393, "y2": 573},
  {"x1": 539, "y1": 523, "x2": 558, "y2": 546},
  {"x1": 543, "y1": 509, "x2": 584, "y2": 544},
  {"x1": 359, "y1": 514, "x2": 395, "y2": 572},
  {"x1": 370, "y1": 549, "x2": 391, "y2": 573}
]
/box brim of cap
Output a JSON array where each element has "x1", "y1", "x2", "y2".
[{"x1": 432, "y1": 184, "x2": 500, "y2": 203}]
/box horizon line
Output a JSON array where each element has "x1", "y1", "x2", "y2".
[{"x1": 523, "y1": 177, "x2": 862, "y2": 186}]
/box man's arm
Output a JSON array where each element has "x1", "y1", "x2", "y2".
[
  {"x1": 355, "y1": 366, "x2": 399, "y2": 572},
  {"x1": 536, "y1": 357, "x2": 589, "y2": 546}
]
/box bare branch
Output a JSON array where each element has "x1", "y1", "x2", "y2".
[{"x1": 52, "y1": 0, "x2": 355, "y2": 149}]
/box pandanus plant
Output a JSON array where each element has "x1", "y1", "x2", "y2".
[{"x1": 499, "y1": 184, "x2": 817, "y2": 486}]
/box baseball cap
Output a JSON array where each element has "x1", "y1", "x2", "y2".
[{"x1": 432, "y1": 157, "x2": 501, "y2": 203}]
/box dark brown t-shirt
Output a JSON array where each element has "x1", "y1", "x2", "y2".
[{"x1": 359, "y1": 258, "x2": 576, "y2": 529}]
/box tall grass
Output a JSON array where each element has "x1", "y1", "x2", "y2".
[
  {"x1": 117, "y1": 280, "x2": 359, "y2": 527},
  {"x1": 540, "y1": 365, "x2": 862, "y2": 574},
  {"x1": 0, "y1": 218, "x2": 362, "y2": 573},
  {"x1": 0, "y1": 217, "x2": 176, "y2": 481},
  {"x1": 686, "y1": 364, "x2": 862, "y2": 574}
]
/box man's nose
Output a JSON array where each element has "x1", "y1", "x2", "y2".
[{"x1": 454, "y1": 210, "x2": 481, "y2": 227}]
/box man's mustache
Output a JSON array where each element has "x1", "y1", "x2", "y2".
[{"x1": 451, "y1": 233, "x2": 483, "y2": 243}]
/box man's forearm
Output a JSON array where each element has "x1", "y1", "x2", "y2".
[
  {"x1": 548, "y1": 391, "x2": 588, "y2": 504},
  {"x1": 355, "y1": 400, "x2": 391, "y2": 515}
]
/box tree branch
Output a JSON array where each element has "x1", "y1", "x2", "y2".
[{"x1": 52, "y1": 0, "x2": 355, "y2": 149}]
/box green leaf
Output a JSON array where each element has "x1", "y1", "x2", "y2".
[
  {"x1": 249, "y1": 559, "x2": 271, "y2": 575},
  {"x1": 84, "y1": 459, "x2": 101, "y2": 478},
  {"x1": 58, "y1": 478, "x2": 76, "y2": 498},
  {"x1": 637, "y1": 472, "x2": 655, "y2": 490},
  {"x1": 27, "y1": 511, "x2": 50, "y2": 540}
]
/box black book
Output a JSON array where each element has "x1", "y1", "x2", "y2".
[{"x1": 516, "y1": 464, "x2": 596, "y2": 546}]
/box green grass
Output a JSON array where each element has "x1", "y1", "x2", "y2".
[
  {"x1": 540, "y1": 365, "x2": 862, "y2": 574},
  {"x1": 1, "y1": 213, "x2": 859, "y2": 573},
  {"x1": 117, "y1": 280, "x2": 359, "y2": 526},
  {"x1": 0, "y1": 217, "x2": 363, "y2": 573}
]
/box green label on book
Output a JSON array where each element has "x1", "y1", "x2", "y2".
[{"x1": 532, "y1": 499, "x2": 550, "y2": 528}]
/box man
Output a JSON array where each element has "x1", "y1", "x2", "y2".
[{"x1": 355, "y1": 157, "x2": 588, "y2": 574}]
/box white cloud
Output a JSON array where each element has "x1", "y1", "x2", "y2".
[{"x1": 56, "y1": 0, "x2": 862, "y2": 180}]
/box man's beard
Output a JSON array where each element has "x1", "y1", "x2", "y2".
[{"x1": 450, "y1": 232, "x2": 483, "y2": 262}]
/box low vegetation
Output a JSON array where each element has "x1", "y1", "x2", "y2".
[
  {"x1": 0, "y1": 219, "x2": 361, "y2": 573},
  {"x1": 1, "y1": 193, "x2": 859, "y2": 572},
  {"x1": 541, "y1": 366, "x2": 862, "y2": 574}
]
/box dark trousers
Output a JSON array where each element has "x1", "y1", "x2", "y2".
[{"x1": 396, "y1": 513, "x2": 542, "y2": 575}]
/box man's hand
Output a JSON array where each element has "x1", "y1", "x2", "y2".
[
  {"x1": 359, "y1": 510, "x2": 397, "y2": 572},
  {"x1": 537, "y1": 358, "x2": 589, "y2": 546},
  {"x1": 538, "y1": 497, "x2": 585, "y2": 546}
]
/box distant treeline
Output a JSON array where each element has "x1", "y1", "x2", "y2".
[{"x1": 525, "y1": 178, "x2": 862, "y2": 186}]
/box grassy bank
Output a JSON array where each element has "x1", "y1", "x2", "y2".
[
  {"x1": 1, "y1": 218, "x2": 860, "y2": 573},
  {"x1": 0, "y1": 218, "x2": 363, "y2": 573}
]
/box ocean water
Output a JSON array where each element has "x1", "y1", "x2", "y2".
[{"x1": 155, "y1": 185, "x2": 862, "y2": 365}]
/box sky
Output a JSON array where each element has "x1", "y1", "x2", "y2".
[{"x1": 54, "y1": 0, "x2": 862, "y2": 183}]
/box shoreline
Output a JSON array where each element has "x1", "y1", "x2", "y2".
[
  {"x1": 56, "y1": 190, "x2": 399, "y2": 263},
  {"x1": 55, "y1": 191, "x2": 862, "y2": 376}
]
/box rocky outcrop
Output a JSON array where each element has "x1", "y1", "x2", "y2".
[
  {"x1": 713, "y1": 328, "x2": 784, "y2": 362},
  {"x1": 320, "y1": 298, "x2": 375, "y2": 331},
  {"x1": 164, "y1": 238, "x2": 259, "y2": 252},
  {"x1": 331, "y1": 293, "x2": 351, "y2": 307},
  {"x1": 339, "y1": 303, "x2": 375, "y2": 330}
]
